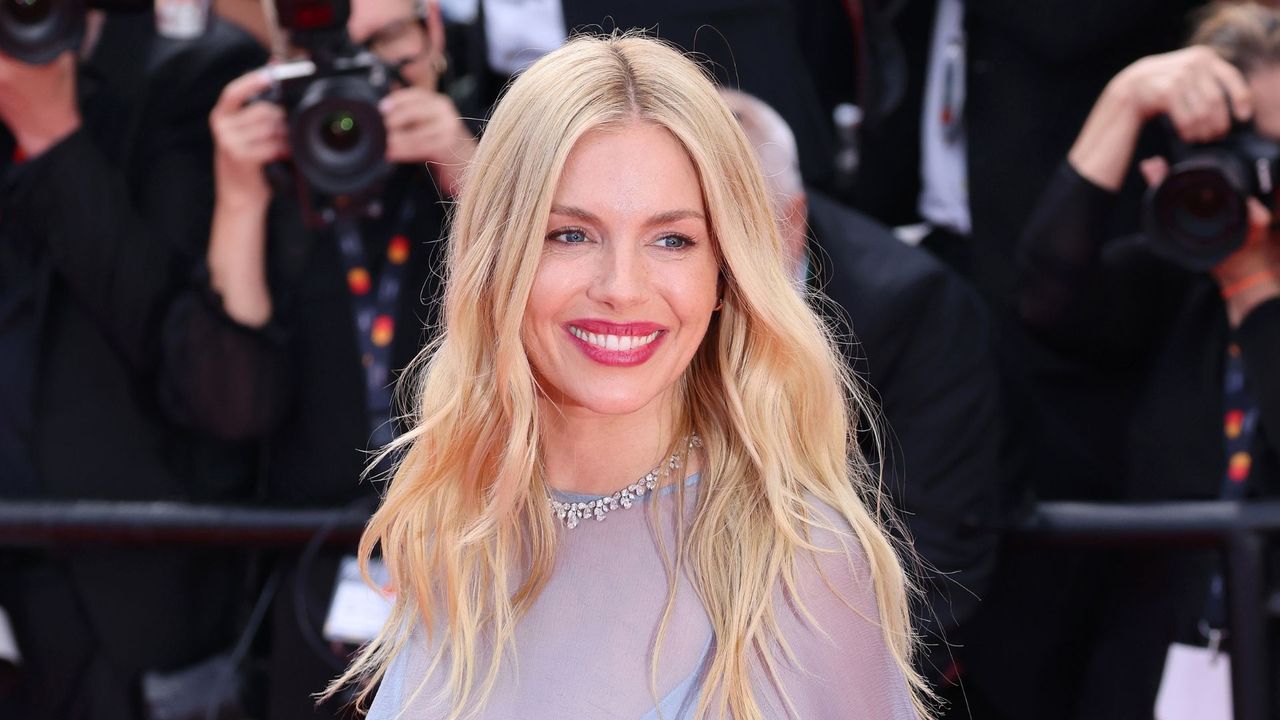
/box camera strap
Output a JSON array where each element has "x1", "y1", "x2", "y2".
[
  {"x1": 331, "y1": 201, "x2": 416, "y2": 450},
  {"x1": 1199, "y1": 339, "x2": 1260, "y2": 647}
]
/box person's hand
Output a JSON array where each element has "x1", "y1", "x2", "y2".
[
  {"x1": 380, "y1": 86, "x2": 476, "y2": 195},
  {"x1": 1071, "y1": 46, "x2": 1255, "y2": 192},
  {"x1": 207, "y1": 69, "x2": 284, "y2": 327},
  {"x1": 0, "y1": 51, "x2": 81, "y2": 158},
  {"x1": 1141, "y1": 156, "x2": 1280, "y2": 326},
  {"x1": 1110, "y1": 45, "x2": 1253, "y2": 143},
  {"x1": 209, "y1": 68, "x2": 289, "y2": 210}
]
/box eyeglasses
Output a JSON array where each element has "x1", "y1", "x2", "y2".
[{"x1": 361, "y1": 16, "x2": 429, "y2": 64}]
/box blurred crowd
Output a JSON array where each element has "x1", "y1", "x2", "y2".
[{"x1": 0, "y1": 0, "x2": 1276, "y2": 719}]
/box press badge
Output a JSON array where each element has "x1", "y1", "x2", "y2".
[
  {"x1": 0, "y1": 605, "x2": 20, "y2": 664},
  {"x1": 1154, "y1": 643, "x2": 1232, "y2": 720},
  {"x1": 324, "y1": 555, "x2": 393, "y2": 644}
]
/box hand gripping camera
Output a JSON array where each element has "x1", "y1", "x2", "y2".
[
  {"x1": 1142, "y1": 122, "x2": 1280, "y2": 271},
  {"x1": 264, "y1": 0, "x2": 395, "y2": 226},
  {"x1": 0, "y1": 0, "x2": 148, "y2": 64}
]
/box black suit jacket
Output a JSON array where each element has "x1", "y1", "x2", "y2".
[
  {"x1": 807, "y1": 190, "x2": 1001, "y2": 651},
  {"x1": 451, "y1": 0, "x2": 836, "y2": 189},
  {"x1": 0, "y1": 14, "x2": 261, "y2": 502},
  {"x1": 852, "y1": 0, "x2": 1202, "y2": 307},
  {"x1": 0, "y1": 13, "x2": 262, "y2": 719}
]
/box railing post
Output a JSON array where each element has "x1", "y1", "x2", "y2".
[{"x1": 1226, "y1": 530, "x2": 1270, "y2": 720}]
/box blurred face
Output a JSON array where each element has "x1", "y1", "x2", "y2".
[
  {"x1": 347, "y1": 0, "x2": 440, "y2": 89},
  {"x1": 1249, "y1": 64, "x2": 1280, "y2": 140},
  {"x1": 522, "y1": 123, "x2": 720, "y2": 418}
]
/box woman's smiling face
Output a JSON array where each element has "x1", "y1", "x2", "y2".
[{"x1": 522, "y1": 122, "x2": 720, "y2": 418}]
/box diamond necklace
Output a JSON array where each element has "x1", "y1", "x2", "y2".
[{"x1": 547, "y1": 434, "x2": 702, "y2": 530}]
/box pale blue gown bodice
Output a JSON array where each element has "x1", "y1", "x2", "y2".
[{"x1": 367, "y1": 475, "x2": 917, "y2": 719}]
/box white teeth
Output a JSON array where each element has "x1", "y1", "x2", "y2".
[{"x1": 569, "y1": 327, "x2": 661, "y2": 351}]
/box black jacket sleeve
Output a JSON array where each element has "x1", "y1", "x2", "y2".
[
  {"x1": 161, "y1": 276, "x2": 294, "y2": 442},
  {"x1": 874, "y1": 272, "x2": 1001, "y2": 639},
  {"x1": 5, "y1": 126, "x2": 192, "y2": 375},
  {"x1": 808, "y1": 193, "x2": 1001, "y2": 641},
  {"x1": 1016, "y1": 161, "x2": 1187, "y2": 368},
  {"x1": 2, "y1": 18, "x2": 262, "y2": 378},
  {"x1": 159, "y1": 192, "x2": 310, "y2": 442}
]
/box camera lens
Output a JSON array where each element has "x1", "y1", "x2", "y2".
[
  {"x1": 291, "y1": 74, "x2": 390, "y2": 197},
  {"x1": 4, "y1": 0, "x2": 50, "y2": 24},
  {"x1": 320, "y1": 112, "x2": 361, "y2": 153},
  {"x1": 0, "y1": 0, "x2": 84, "y2": 64},
  {"x1": 1167, "y1": 176, "x2": 1236, "y2": 245},
  {"x1": 1144, "y1": 161, "x2": 1248, "y2": 270}
]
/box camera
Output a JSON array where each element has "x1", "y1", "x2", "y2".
[
  {"x1": 263, "y1": 0, "x2": 394, "y2": 226},
  {"x1": 0, "y1": 0, "x2": 149, "y2": 65},
  {"x1": 1142, "y1": 123, "x2": 1280, "y2": 271}
]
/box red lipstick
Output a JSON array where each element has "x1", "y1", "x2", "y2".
[{"x1": 563, "y1": 319, "x2": 667, "y2": 367}]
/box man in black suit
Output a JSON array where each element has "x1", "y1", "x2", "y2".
[
  {"x1": 0, "y1": 9, "x2": 261, "y2": 718},
  {"x1": 826, "y1": 0, "x2": 1202, "y2": 305},
  {"x1": 722, "y1": 88, "x2": 1002, "y2": 681},
  {"x1": 447, "y1": 0, "x2": 836, "y2": 190}
]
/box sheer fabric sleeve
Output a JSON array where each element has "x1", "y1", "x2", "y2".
[
  {"x1": 159, "y1": 278, "x2": 293, "y2": 441},
  {"x1": 160, "y1": 185, "x2": 311, "y2": 440},
  {"x1": 753, "y1": 503, "x2": 918, "y2": 719},
  {"x1": 1016, "y1": 161, "x2": 1187, "y2": 367},
  {"x1": 366, "y1": 626, "x2": 452, "y2": 720}
]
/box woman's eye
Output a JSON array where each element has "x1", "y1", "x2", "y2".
[
  {"x1": 549, "y1": 228, "x2": 589, "y2": 244},
  {"x1": 654, "y1": 234, "x2": 692, "y2": 249}
]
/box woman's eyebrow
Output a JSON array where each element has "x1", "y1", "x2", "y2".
[
  {"x1": 647, "y1": 209, "x2": 706, "y2": 225},
  {"x1": 549, "y1": 205, "x2": 706, "y2": 225},
  {"x1": 549, "y1": 205, "x2": 600, "y2": 223}
]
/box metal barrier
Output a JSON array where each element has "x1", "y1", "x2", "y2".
[{"x1": 1, "y1": 499, "x2": 1277, "y2": 719}]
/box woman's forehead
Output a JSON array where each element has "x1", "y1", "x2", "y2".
[{"x1": 550, "y1": 124, "x2": 707, "y2": 222}]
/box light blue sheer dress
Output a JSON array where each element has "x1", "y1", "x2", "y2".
[{"x1": 367, "y1": 474, "x2": 917, "y2": 719}]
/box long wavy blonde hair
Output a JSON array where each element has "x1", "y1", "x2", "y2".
[{"x1": 329, "y1": 33, "x2": 931, "y2": 719}]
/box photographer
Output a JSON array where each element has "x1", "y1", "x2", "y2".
[
  {"x1": 161, "y1": 0, "x2": 469, "y2": 715},
  {"x1": 0, "y1": 5, "x2": 262, "y2": 718},
  {"x1": 1008, "y1": 2, "x2": 1280, "y2": 715}
]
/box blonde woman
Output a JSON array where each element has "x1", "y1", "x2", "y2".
[{"x1": 331, "y1": 34, "x2": 930, "y2": 719}]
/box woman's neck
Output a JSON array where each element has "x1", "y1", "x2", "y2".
[{"x1": 539, "y1": 395, "x2": 695, "y2": 496}]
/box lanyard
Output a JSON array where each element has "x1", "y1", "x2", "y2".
[
  {"x1": 1200, "y1": 340, "x2": 1261, "y2": 647},
  {"x1": 940, "y1": 32, "x2": 965, "y2": 140},
  {"x1": 331, "y1": 202, "x2": 415, "y2": 449}
]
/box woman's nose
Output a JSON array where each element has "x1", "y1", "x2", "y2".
[{"x1": 586, "y1": 241, "x2": 647, "y2": 309}]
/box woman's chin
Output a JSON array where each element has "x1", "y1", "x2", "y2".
[{"x1": 553, "y1": 384, "x2": 671, "y2": 419}]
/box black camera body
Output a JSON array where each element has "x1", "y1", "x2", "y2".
[
  {"x1": 0, "y1": 0, "x2": 148, "y2": 65},
  {"x1": 1143, "y1": 123, "x2": 1280, "y2": 271},
  {"x1": 265, "y1": 0, "x2": 394, "y2": 226}
]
